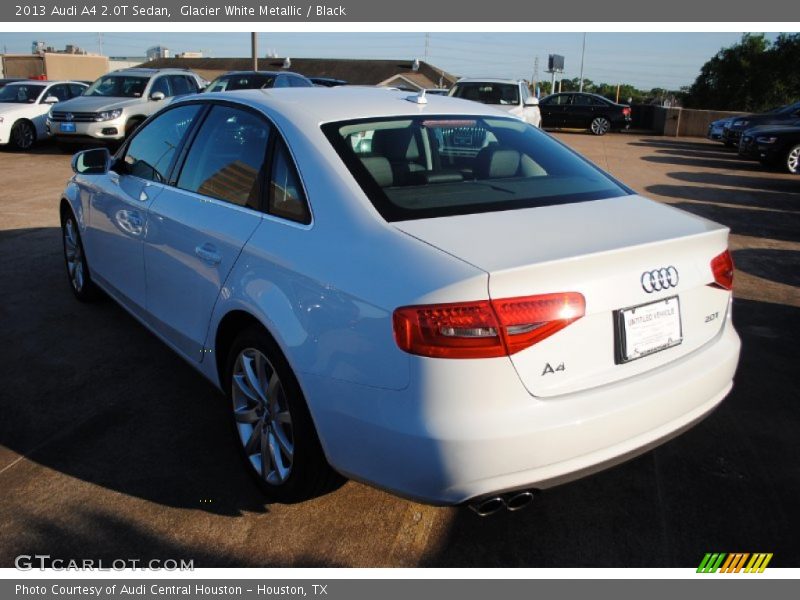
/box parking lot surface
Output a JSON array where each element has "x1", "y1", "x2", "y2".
[{"x1": 0, "y1": 133, "x2": 798, "y2": 567}]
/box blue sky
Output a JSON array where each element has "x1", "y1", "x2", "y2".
[{"x1": 0, "y1": 32, "x2": 779, "y2": 90}]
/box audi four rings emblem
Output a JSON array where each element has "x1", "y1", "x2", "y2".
[{"x1": 641, "y1": 266, "x2": 679, "y2": 293}]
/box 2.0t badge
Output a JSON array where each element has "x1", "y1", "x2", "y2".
[{"x1": 641, "y1": 266, "x2": 679, "y2": 293}]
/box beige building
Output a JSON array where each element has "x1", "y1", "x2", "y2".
[{"x1": 1, "y1": 53, "x2": 108, "y2": 81}]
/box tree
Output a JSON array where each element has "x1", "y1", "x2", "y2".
[{"x1": 685, "y1": 33, "x2": 800, "y2": 111}]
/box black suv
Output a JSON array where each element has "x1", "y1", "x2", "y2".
[{"x1": 539, "y1": 92, "x2": 631, "y2": 135}]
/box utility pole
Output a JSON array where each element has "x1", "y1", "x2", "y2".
[
  {"x1": 579, "y1": 33, "x2": 586, "y2": 92},
  {"x1": 251, "y1": 32, "x2": 258, "y2": 71},
  {"x1": 97, "y1": 32, "x2": 103, "y2": 56},
  {"x1": 424, "y1": 32, "x2": 429, "y2": 62},
  {"x1": 531, "y1": 56, "x2": 539, "y2": 97}
]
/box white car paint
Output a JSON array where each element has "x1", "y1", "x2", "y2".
[
  {"x1": 0, "y1": 80, "x2": 87, "y2": 147},
  {"x1": 449, "y1": 77, "x2": 542, "y2": 127},
  {"x1": 61, "y1": 87, "x2": 740, "y2": 506}
]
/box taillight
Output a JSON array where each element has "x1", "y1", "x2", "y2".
[
  {"x1": 393, "y1": 292, "x2": 585, "y2": 359},
  {"x1": 710, "y1": 250, "x2": 734, "y2": 290},
  {"x1": 622, "y1": 107, "x2": 631, "y2": 116}
]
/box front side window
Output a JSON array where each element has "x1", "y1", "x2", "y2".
[
  {"x1": 177, "y1": 105, "x2": 270, "y2": 209},
  {"x1": 68, "y1": 83, "x2": 86, "y2": 97},
  {"x1": 451, "y1": 82, "x2": 520, "y2": 106},
  {"x1": 85, "y1": 75, "x2": 149, "y2": 98},
  {"x1": 44, "y1": 84, "x2": 71, "y2": 102},
  {"x1": 149, "y1": 76, "x2": 171, "y2": 97},
  {"x1": 323, "y1": 115, "x2": 629, "y2": 221},
  {"x1": 123, "y1": 104, "x2": 202, "y2": 183},
  {"x1": 0, "y1": 84, "x2": 46, "y2": 103}
]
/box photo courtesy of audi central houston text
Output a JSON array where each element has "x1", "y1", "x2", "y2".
[{"x1": 0, "y1": 29, "x2": 798, "y2": 569}]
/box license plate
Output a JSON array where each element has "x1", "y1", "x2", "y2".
[
  {"x1": 59, "y1": 123, "x2": 76, "y2": 133},
  {"x1": 614, "y1": 296, "x2": 682, "y2": 364}
]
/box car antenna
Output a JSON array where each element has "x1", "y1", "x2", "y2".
[{"x1": 406, "y1": 89, "x2": 428, "y2": 104}]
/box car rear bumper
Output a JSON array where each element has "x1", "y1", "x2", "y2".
[{"x1": 306, "y1": 309, "x2": 741, "y2": 505}]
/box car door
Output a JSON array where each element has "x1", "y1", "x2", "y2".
[
  {"x1": 142, "y1": 103, "x2": 269, "y2": 360},
  {"x1": 538, "y1": 93, "x2": 568, "y2": 127},
  {"x1": 85, "y1": 103, "x2": 203, "y2": 311},
  {"x1": 565, "y1": 93, "x2": 595, "y2": 128}
]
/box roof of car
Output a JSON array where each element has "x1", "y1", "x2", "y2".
[
  {"x1": 455, "y1": 78, "x2": 523, "y2": 85},
  {"x1": 179, "y1": 86, "x2": 514, "y2": 127},
  {"x1": 215, "y1": 71, "x2": 306, "y2": 78},
  {"x1": 4, "y1": 80, "x2": 87, "y2": 86},
  {"x1": 109, "y1": 68, "x2": 195, "y2": 75}
]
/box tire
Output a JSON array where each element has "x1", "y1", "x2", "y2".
[
  {"x1": 225, "y1": 326, "x2": 341, "y2": 503},
  {"x1": 590, "y1": 116, "x2": 611, "y2": 136},
  {"x1": 10, "y1": 120, "x2": 36, "y2": 151},
  {"x1": 61, "y1": 210, "x2": 101, "y2": 302},
  {"x1": 784, "y1": 144, "x2": 800, "y2": 174}
]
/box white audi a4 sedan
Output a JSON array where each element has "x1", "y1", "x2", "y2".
[{"x1": 60, "y1": 87, "x2": 740, "y2": 514}]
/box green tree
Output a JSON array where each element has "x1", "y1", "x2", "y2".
[{"x1": 686, "y1": 33, "x2": 800, "y2": 111}]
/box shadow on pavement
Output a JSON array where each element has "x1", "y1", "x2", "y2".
[
  {"x1": 641, "y1": 155, "x2": 764, "y2": 172},
  {"x1": 731, "y1": 249, "x2": 800, "y2": 287},
  {"x1": 669, "y1": 202, "x2": 800, "y2": 243},
  {"x1": 666, "y1": 171, "x2": 800, "y2": 194},
  {"x1": 645, "y1": 184, "x2": 800, "y2": 213}
]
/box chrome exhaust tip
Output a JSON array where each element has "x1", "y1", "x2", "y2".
[
  {"x1": 504, "y1": 490, "x2": 535, "y2": 512},
  {"x1": 468, "y1": 496, "x2": 506, "y2": 517}
]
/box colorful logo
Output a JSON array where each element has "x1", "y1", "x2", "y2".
[{"x1": 697, "y1": 553, "x2": 773, "y2": 573}]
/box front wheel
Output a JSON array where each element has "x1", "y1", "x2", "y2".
[
  {"x1": 590, "y1": 116, "x2": 611, "y2": 136},
  {"x1": 225, "y1": 327, "x2": 341, "y2": 503},
  {"x1": 785, "y1": 144, "x2": 800, "y2": 174},
  {"x1": 62, "y1": 211, "x2": 100, "y2": 301},
  {"x1": 10, "y1": 120, "x2": 35, "y2": 150}
]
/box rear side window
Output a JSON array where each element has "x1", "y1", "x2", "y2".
[
  {"x1": 322, "y1": 115, "x2": 629, "y2": 222},
  {"x1": 269, "y1": 140, "x2": 310, "y2": 224},
  {"x1": 177, "y1": 105, "x2": 270, "y2": 209},
  {"x1": 123, "y1": 104, "x2": 202, "y2": 183},
  {"x1": 169, "y1": 75, "x2": 194, "y2": 96}
]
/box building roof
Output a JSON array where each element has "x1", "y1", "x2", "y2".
[{"x1": 137, "y1": 57, "x2": 457, "y2": 89}]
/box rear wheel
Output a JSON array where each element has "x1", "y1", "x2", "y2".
[
  {"x1": 590, "y1": 116, "x2": 611, "y2": 136},
  {"x1": 10, "y1": 120, "x2": 35, "y2": 150},
  {"x1": 785, "y1": 144, "x2": 800, "y2": 174},
  {"x1": 61, "y1": 211, "x2": 100, "y2": 301},
  {"x1": 225, "y1": 326, "x2": 341, "y2": 502}
]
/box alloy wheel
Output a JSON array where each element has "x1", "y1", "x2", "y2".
[
  {"x1": 591, "y1": 117, "x2": 611, "y2": 136},
  {"x1": 12, "y1": 122, "x2": 35, "y2": 150},
  {"x1": 231, "y1": 348, "x2": 295, "y2": 486},
  {"x1": 787, "y1": 146, "x2": 800, "y2": 174},
  {"x1": 63, "y1": 218, "x2": 85, "y2": 293}
]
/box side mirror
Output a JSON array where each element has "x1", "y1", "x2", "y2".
[
  {"x1": 150, "y1": 91, "x2": 165, "y2": 102},
  {"x1": 43, "y1": 95, "x2": 60, "y2": 104},
  {"x1": 524, "y1": 97, "x2": 539, "y2": 107},
  {"x1": 72, "y1": 147, "x2": 112, "y2": 175}
]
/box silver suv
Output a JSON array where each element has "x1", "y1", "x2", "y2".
[{"x1": 47, "y1": 68, "x2": 204, "y2": 146}]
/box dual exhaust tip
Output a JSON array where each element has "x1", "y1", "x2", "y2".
[{"x1": 468, "y1": 490, "x2": 537, "y2": 517}]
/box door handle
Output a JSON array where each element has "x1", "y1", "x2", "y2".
[{"x1": 194, "y1": 243, "x2": 222, "y2": 266}]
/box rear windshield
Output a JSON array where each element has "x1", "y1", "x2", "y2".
[
  {"x1": 85, "y1": 75, "x2": 150, "y2": 98},
  {"x1": 450, "y1": 82, "x2": 520, "y2": 105},
  {"x1": 206, "y1": 74, "x2": 276, "y2": 92},
  {"x1": 322, "y1": 116, "x2": 630, "y2": 221}
]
